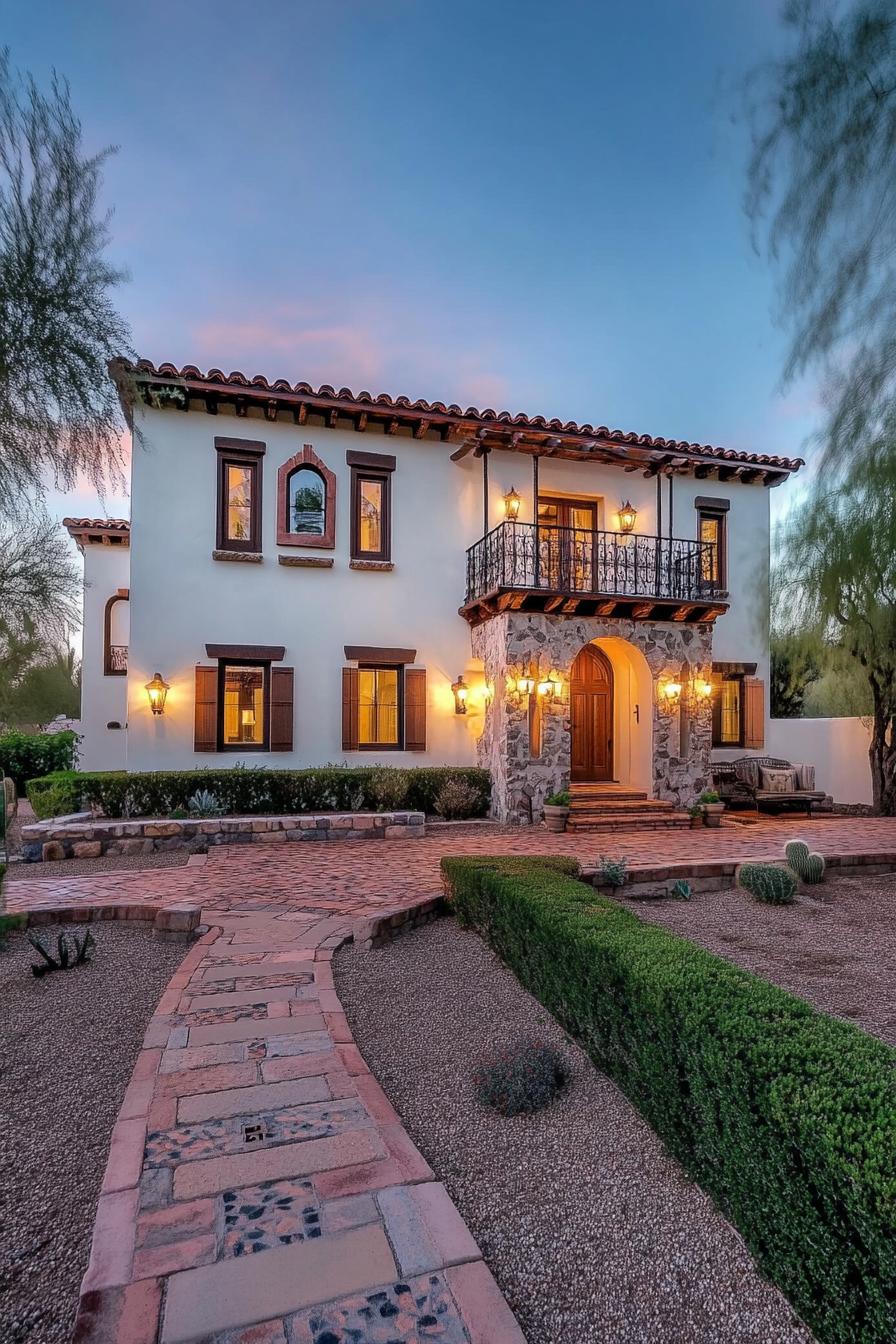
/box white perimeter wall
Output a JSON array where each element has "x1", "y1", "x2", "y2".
[
  {"x1": 768, "y1": 717, "x2": 873, "y2": 804},
  {"x1": 79, "y1": 545, "x2": 129, "y2": 771}
]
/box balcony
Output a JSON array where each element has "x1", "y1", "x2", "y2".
[{"x1": 461, "y1": 521, "x2": 728, "y2": 626}]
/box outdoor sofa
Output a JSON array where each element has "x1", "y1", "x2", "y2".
[{"x1": 711, "y1": 756, "x2": 828, "y2": 815}]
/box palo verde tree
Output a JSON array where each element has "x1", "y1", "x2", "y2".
[
  {"x1": 747, "y1": 1, "x2": 896, "y2": 472},
  {"x1": 777, "y1": 436, "x2": 896, "y2": 812},
  {"x1": 0, "y1": 48, "x2": 132, "y2": 502}
]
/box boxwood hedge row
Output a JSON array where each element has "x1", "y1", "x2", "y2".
[
  {"x1": 441, "y1": 855, "x2": 896, "y2": 1344},
  {"x1": 26, "y1": 764, "x2": 491, "y2": 821}
]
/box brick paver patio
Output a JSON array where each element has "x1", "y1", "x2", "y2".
[{"x1": 15, "y1": 814, "x2": 896, "y2": 1343}]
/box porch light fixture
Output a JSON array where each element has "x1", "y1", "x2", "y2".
[
  {"x1": 537, "y1": 676, "x2": 562, "y2": 700},
  {"x1": 503, "y1": 486, "x2": 522, "y2": 521},
  {"x1": 145, "y1": 672, "x2": 170, "y2": 716},
  {"x1": 618, "y1": 500, "x2": 637, "y2": 534},
  {"x1": 517, "y1": 674, "x2": 535, "y2": 695},
  {"x1": 660, "y1": 680, "x2": 682, "y2": 709},
  {"x1": 691, "y1": 677, "x2": 713, "y2": 703},
  {"x1": 451, "y1": 675, "x2": 469, "y2": 714}
]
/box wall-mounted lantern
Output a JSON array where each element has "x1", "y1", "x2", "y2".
[
  {"x1": 145, "y1": 672, "x2": 170, "y2": 716},
  {"x1": 517, "y1": 674, "x2": 535, "y2": 695},
  {"x1": 618, "y1": 500, "x2": 638, "y2": 534},
  {"x1": 503, "y1": 486, "x2": 522, "y2": 521},
  {"x1": 690, "y1": 676, "x2": 713, "y2": 706},
  {"x1": 451, "y1": 675, "x2": 469, "y2": 714},
  {"x1": 659, "y1": 679, "x2": 682, "y2": 710},
  {"x1": 537, "y1": 676, "x2": 562, "y2": 700}
]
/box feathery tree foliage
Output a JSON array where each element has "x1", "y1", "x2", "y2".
[
  {"x1": 0, "y1": 514, "x2": 79, "y2": 681},
  {"x1": 0, "y1": 48, "x2": 132, "y2": 501},
  {"x1": 777, "y1": 441, "x2": 896, "y2": 811},
  {"x1": 747, "y1": 1, "x2": 896, "y2": 470},
  {"x1": 769, "y1": 633, "x2": 820, "y2": 718}
]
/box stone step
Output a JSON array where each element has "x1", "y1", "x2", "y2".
[
  {"x1": 567, "y1": 811, "x2": 691, "y2": 831},
  {"x1": 569, "y1": 798, "x2": 677, "y2": 813}
]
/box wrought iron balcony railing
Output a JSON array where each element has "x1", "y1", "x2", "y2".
[
  {"x1": 464, "y1": 521, "x2": 721, "y2": 609},
  {"x1": 108, "y1": 644, "x2": 128, "y2": 673}
]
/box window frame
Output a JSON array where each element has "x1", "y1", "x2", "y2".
[
  {"x1": 103, "y1": 589, "x2": 129, "y2": 676},
  {"x1": 215, "y1": 437, "x2": 265, "y2": 553},
  {"x1": 276, "y1": 443, "x2": 337, "y2": 549},
  {"x1": 348, "y1": 451, "x2": 395, "y2": 563},
  {"x1": 357, "y1": 663, "x2": 404, "y2": 751},
  {"x1": 216, "y1": 658, "x2": 271, "y2": 753},
  {"x1": 712, "y1": 672, "x2": 744, "y2": 749},
  {"x1": 695, "y1": 496, "x2": 729, "y2": 591}
]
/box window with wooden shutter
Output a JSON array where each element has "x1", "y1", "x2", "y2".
[
  {"x1": 270, "y1": 667, "x2": 294, "y2": 752},
  {"x1": 743, "y1": 677, "x2": 765, "y2": 750},
  {"x1": 194, "y1": 665, "x2": 219, "y2": 752},
  {"x1": 404, "y1": 668, "x2": 426, "y2": 752},
  {"x1": 342, "y1": 667, "x2": 359, "y2": 751}
]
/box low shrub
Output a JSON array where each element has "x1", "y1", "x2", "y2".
[
  {"x1": 186, "y1": 788, "x2": 225, "y2": 818},
  {"x1": 736, "y1": 862, "x2": 797, "y2": 905},
  {"x1": 441, "y1": 855, "x2": 896, "y2": 1344},
  {"x1": 433, "y1": 776, "x2": 483, "y2": 820},
  {"x1": 0, "y1": 730, "x2": 78, "y2": 791},
  {"x1": 473, "y1": 1040, "x2": 568, "y2": 1116},
  {"x1": 25, "y1": 765, "x2": 491, "y2": 821},
  {"x1": 544, "y1": 790, "x2": 571, "y2": 807},
  {"x1": 594, "y1": 855, "x2": 629, "y2": 888}
]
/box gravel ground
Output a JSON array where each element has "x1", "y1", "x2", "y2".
[
  {"x1": 5, "y1": 850, "x2": 191, "y2": 882},
  {"x1": 624, "y1": 873, "x2": 896, "y2": 1046},
  {"x1": 336, "y1": 920, "x2": 812, "y2": 1344},
  {"x1": 0, "y1": 922, "x2": 186, "y2": 1344}
]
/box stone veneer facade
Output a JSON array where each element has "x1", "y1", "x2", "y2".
[{"x1": 472, "y1": 612, "x2": 714, "y2": 823}]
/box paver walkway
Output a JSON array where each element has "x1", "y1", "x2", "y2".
[{"x1": 15, "y1": 814, "x2": 896, "y2": 1343}]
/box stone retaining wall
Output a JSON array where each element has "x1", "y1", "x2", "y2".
[{"x1": 20, "y1": 810, "x2": 426, "y2": 862}]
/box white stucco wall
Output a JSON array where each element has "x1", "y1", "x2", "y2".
[
  {"x1": 79, "y1": 544, "x2": 130, "y2": 771},
  {"x1": 768, "y1": 717, "x2": 873, "y2": 804},
  {"x1": 89, "y1": 402, "x2": 778, "y2": 775}
]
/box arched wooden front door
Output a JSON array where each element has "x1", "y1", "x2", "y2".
[{"x1": 570, "y1": 644, "x2": 614, "y2": 782}]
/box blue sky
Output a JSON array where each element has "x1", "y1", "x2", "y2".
[{"x1": 1, "y1": 0, "x2": 815, "y2": 527}]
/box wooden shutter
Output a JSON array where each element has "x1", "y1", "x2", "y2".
[
  {"x1": 194, "y1": 665, "x2": 218, "y2": 752},
  {"x1": 342, "y1": 667, "x2": 359, "y2": 751},
  {"x1": 743, "y1": 677, "x2": 765, "y2": 749},
  {"x1": 404, "y1": 668, "x2": 427, "y2": 752},
  {"x1": 270, "y1": 666, "x2": 294, "y2": 752}
]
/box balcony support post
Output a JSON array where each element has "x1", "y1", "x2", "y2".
[{"x1": 532, "y1": 455, "x2": 540, "y2": 589}]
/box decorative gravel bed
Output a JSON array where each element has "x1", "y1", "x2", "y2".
[
  {"x1": 336, "y1": 919, "x2": 813, "y2": 1344},
  {"x1": 0, "y1": 922, "x2": 186, "y2": 1344},
  {"x1": 624, "y1": 873, "x2": 896, "y2": 1046},
  {"x1": 5, "y1": 850, "x2": 190, "y2": 881}
]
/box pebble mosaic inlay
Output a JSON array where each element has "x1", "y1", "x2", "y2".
[
  {"x1": 222, "y1": 1178, "x2": 319, "y2": 1257},
  {"x1": 145, "y1": 1100, "x2": 371, "y2": 1166},
  {"x1": 289, "y1": 1273, "x2": 469, "y2": 1344}
]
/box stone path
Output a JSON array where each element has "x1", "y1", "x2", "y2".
[
  {"x1": 15, "y1": 814, "x2": 896, "y2": 1344},
  {"x1": 74, "y1": 898, "x2": 524, "y2": 1344}
]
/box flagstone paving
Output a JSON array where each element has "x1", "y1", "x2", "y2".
[{"x1": 17, "y1": 814, "x2": 896, "y2": 1343}]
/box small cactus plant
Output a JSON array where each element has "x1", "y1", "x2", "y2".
[
  {"x1": 473, "y1": 1040, "x2": 568, "y2": 1116},
  {"x1": 735, "y1": 863, "x2": 797, "y2": 905},
  {"x1": 670, "y1": 878, "x2": 692, "y2": 900},
  {"x1": 785, "y1": 839, "x2": 826, "y2": 884},
  {"x1": 187, "y1": 789, "x2": 225, "y2": 818},
  {"x1": 28, "y1": 928, "x2": 95, "y2": 977}
]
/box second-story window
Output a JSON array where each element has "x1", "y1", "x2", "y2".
[
  {"x1": 696, "y1": 496, "x2": 729, "y2": 589},
  {"x1": 276, "y1": 444, "x2": 336, "y2": 548},
  {"x1": 348, "y1": 451, "x2": 395, "y2": 563},
  {"x1": 215, "y1": 437, "x2": 265, "y2": 553},
  {"x1": 287, "y1": 465, "x2": 326, "y2": 537}
]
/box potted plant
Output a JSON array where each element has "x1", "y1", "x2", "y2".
[
  {"x1": 687, "y1": 803, "x2": 703, "y2": 830},
  {"x1": 543, "y1": 790, "x2": 571, "y2": 832},
  {"x1": 699, "y1": 789, "x2": 724, "y2": 827}
]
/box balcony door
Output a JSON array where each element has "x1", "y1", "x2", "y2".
[
  {"x1": 570, "y1": 643, "x2": 614, "y2": 782},
  {"x1": 537, "y1": 497, "x2": 598, "y2": 592}
]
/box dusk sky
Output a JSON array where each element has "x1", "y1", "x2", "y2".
[{"x1": 1, "y1": 0, "x2": 816, "y2": 529}]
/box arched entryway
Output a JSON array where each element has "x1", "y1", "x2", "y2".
[{"x1": 570, "y1": 643, "x2": 614, "y2": 782}]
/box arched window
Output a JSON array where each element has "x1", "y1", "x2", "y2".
[
  {"x1": 277, "y1": 444, "x2": 336, "y2": 548},
  {"x1": 104, "y1": 591, "x2": 129, "y2": 675},
  {"x1": 287, "y1": 465, "x2": 326, "y2": 537}
]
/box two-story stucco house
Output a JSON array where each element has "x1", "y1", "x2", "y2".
[{"x1": 64, "y1": 358, "x2": 802, "y2": 825}]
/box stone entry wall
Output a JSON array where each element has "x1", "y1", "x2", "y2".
[{"x1": 472, "y1": 613, "x2": 714, "y2": 823}]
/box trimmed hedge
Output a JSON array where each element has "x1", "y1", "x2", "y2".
[
  {"x1": 0, "y1": 730, "x2": 78, "y2": 791},
  {"x1": 26, "y1": 765, "x2": 491, "y2": 821},
  {"x1": 441, "y1": 856, "x2": 896, "y2": 1344}
]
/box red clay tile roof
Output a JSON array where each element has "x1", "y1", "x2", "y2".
[
  {"x1": 63, "y1": 517, "x2": 130, "y2": 548},
  {"x1": 120, "y1": 359, "x2": 804, "y2": 476},
  {"x1": 63, "y1": 517, "x2": 130, "y2": 530}
]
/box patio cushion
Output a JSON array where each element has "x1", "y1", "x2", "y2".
[
  {"x1": 755, "y1": 790, "x2": 826, "y2": 803},
  {"x1": 793, "y1": 763, "x2": 816, "y2": 791},
  {"x1": 760, "y1": 766, "x2": 797, "y2": 793},
  {"x1": 735, "y1": 759, "x2": 760, "y2": 789}
]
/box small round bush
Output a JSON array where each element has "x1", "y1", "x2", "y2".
[
  {"x1": 434, "y1": 777, "x2": 483, "y2": 820},
  {"x1": 473, "y1": 1041, "x2": 568, "y2": 1116}
]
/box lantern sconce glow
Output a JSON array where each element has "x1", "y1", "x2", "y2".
[
  {"x1": 145, "y1": 672, "x2": 170, "y2": 716},
  {"x1": 503, "y1": 486, "x2": 522, "y2": 521},
  {"x1": 618, "y1": 500, "x2": 638, "y2": 534},
  {"x1": 483, "y1": 682, "x2": 494, "y2": 707},
  {"x1": 659, "y1": 680, "x2": 683, "y2": 709},
  {"x1": 451, "y1": 675, "x2": 469, "y2": 714},
  {"x1": 691, "y1": 677, "x2": 713, "y2": 704},
  {"x1": 517, "y1": 674, "x2": 535, "y2": 696}
]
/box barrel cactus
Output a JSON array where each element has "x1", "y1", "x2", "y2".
[
  {"x1": 735, "y1": 863, "x2": 796, "y2": 905},
  {"x1": 785, "y1": 839, "x2": 826, "y2": 884}
]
